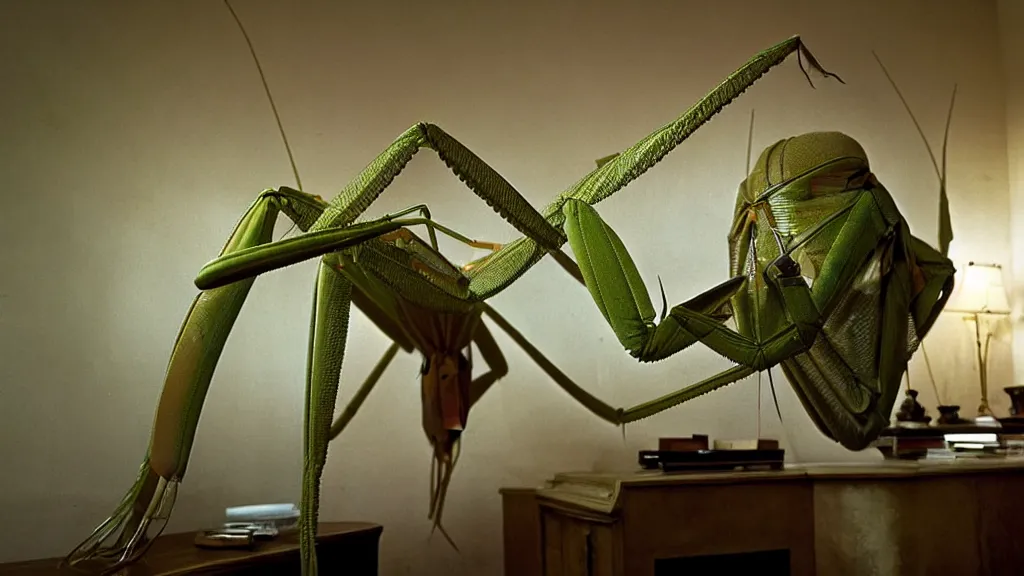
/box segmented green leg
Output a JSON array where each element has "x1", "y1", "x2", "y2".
[
  {"x1": 466, "y1": 319, "x2": 510, "y2": 408},
  {"x1": 308, "y1": 124, "x2": 565, "y2": 251},
  {"x1": 299, "y1": 261, "x2": 353, "y2": 576},
  {"x1": 323, "y1": 287, "x2": 419, "y2": 441},
  {"x1": 195, "y1": 218, "x2": 407, "y2": 289},
  {"x1": 197, "y1": 210, "x2": 524, "y2": 292},
  {"x1": 63, "y1": 188, "x2": 327, "y2": 573},
  {"x1": 480, "y1": 304, "x2": 620, "y2": 423},
  {"x1": 465, "y1": 35, "x2": 842, "y2": 300},
  {"x1": 481, "y1": 303, "x2": 757, "y2": 424}
]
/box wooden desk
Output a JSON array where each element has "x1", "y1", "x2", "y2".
[
  {"x1": 501, "y1": 459, "x2": 1024, "y2": 575},
  {"x1": 1, "y1": 522, "x2": 382, "y2": 576}
]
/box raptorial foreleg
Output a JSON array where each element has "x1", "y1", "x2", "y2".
[
  {"x1": 556, "y1": 185, "x2": 906, "y2": 441},
  {"x1": 561, "y1": 197, "x2": 820, "y2": 367}
]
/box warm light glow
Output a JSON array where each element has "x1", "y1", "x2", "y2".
[{"x1": 946, "y1": 262, "x2": 1012, "y2": 314}]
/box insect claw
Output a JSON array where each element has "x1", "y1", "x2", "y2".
[
  {"x1": 796, "y1": 42, "x2": 845, "y2": 89},
  {"x1": 595, "y1": 153, "x2": 620, "y2": 169},
  {"x1": 796, "y1": 47, "x2": 814, "y2": 88},
  {"x1": 430, "y1": 520, "x2": 461, "y2": 553},
  {"x1": 657, "y1": 275, "x2": 669, "y2": 323},
  {"x1": 767, "y1": 368, "x2": 784, "y2": 424}
]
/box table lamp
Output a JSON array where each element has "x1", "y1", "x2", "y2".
[{"x1": 944, "y1": 261, "x2": 1012, "y2": 417}]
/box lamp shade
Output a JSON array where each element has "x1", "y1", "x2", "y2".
[{"x1": 945, "y1": 262, "x2": 1011, "y2": 314}]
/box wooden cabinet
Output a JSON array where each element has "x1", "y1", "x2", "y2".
[{"x1": 501, "y1": 460, "x2": 1024, "y2": 575}]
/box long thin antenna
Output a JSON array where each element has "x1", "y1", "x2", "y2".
[
  {"x1": 745, "y1": 109, "x2": 755, "y2": 176},
  {"x1": 225, "y1": 0, "x2": 303, "y2": 192},
  {"x1": 942, "y1": 86, "x2": 957, "y2": 186},
  {"x1": 766, "y1": 367, "x2": 783, "y2": 423},
  {"x1": 871, "y1": 50, "x2": 957, "y2": 255},
  {"x1": 938, "y1": 84, "x2": 957, "y2": 256},
  {"x1": 871, "y1": 51, "x2": 940, "y2": 181},
  {"x1": 873, "y1": 49, "x2": 959, "y2": 404},
  {"x1": 746, "y1": 108, "x2": 759, "y2": 437}
]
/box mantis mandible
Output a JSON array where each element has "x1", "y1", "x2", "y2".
[{"x1": 62, "y1": 4, "x2": 840, "y2": 573}]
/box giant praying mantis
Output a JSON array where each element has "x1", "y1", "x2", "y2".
[
  {"x1": 558, "y1": 50, "x2": 956, "y2": 449},
  {"x1": 558, "y1": 56, "x2": 956, "y2": 449},
  {"x1": 63, "y1": 20, "x2": 842, "y2": 576},
  {"x1": 562, "y1": 128, "x2": 955, "y2": 449}
]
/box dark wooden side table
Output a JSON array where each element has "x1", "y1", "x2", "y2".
[{"x1": 0, "y1": 522, "x2": 382, "y2": 576}]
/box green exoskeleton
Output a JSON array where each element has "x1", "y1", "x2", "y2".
[
  {"x1": 559, "y1": 71, "x2": 957, "y2": 450},
  {"x1": 62, "y1": 6, "x2": 840, "y2": 573}
]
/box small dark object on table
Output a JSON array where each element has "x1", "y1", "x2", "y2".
[
  {"x1": 1005, "y1": 386, "x2": 1024, "y2": 416},
  {"x1": 874, "y1": 421, "x2": 1024, "y2": 460},
  {"x1": 639, "y1": 449, "x2": 785, "y2": 472},
  {"x1": 640, "y1": 436, "x2": 783, "y2": 472},
  {"x1": 895, "y1": 389, "x2": 931, "y2": 424},
  {"x1": 658, "y1": 435, "x2": 709, "y2": 451},
  {"x1": 936, "y1": 404, "x2": 966, "y2": 425},
  {"x1": 1000, "y1": 416, "x2": 1024, "y2": 427},
  {"x1": 194, "y1": 529, "x2": 257, "y2": 550}
]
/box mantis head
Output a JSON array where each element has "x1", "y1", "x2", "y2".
[
  {"x1": 420, "y1": 352, "x2": 471, "y2": 458},
  {"x1": 419, "y1": 351, "x2": 470, "y2": 549}
]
